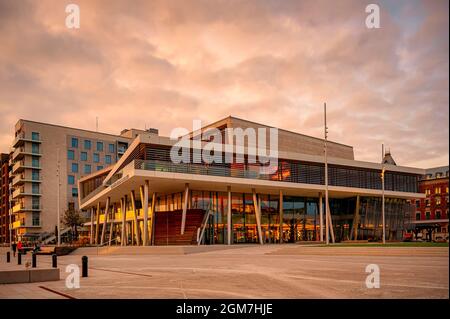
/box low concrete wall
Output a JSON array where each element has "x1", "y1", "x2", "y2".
[{"x1": 0, "y1": 268, "x2": 60, "y2": 284}]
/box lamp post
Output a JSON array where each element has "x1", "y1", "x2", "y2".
[
  {"x1": 56, "y1": 148, "x2": 61, "y2": 246},
  {"x1": 324, "y1": 103, "x2": 335, "y2": 244}
]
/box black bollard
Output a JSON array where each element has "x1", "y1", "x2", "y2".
[
  {"x1": 52, "y1": 254, "x2": 57, "y2": 268},
  {"x1": 7, "y1": 251, "x2": 10, "y2": 263},
  {"x1": 32, "y1": 253, "x2": 37, "y2": 268},
  {"x1": 82, "y1": 256, "x2": 88, "y2": 277},
  {"x1": 18, "y1": 252, "x2": 21, "y2": 265}
]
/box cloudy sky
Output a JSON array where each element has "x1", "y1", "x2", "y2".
[{"x1": 0, "y1": 0, "x2": 448, "y2": 168}]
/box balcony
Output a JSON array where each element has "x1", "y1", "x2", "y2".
[
  {"x1": 12, "y1": 174, "x2": 42, "y2": 186},
  {"x1": 12, "y1": 132, "x2": 42, "y2": 148},
  {"x1": 12, "y1": 203, "x2": 42, "y2": 213},
  {"x1": 12, "y1": 146, "x2": 42, "y2": 161},
  {"x1": 12, "y1": 160, "x2": 41, "y2": 174},
  {"x1": 10, "y1": 219, "x2": 41, "y2": 229},
  {"x1": 12, "y1": 187, "x2": 42, "y2": 199}
]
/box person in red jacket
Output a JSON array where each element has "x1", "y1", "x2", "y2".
[{"x1": 17, "y1": 240, "x2": 23, "y2": 254}]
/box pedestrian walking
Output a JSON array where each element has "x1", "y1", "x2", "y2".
[{"x1": 11, "y1": 241, "x2": 17, "y2": 257}]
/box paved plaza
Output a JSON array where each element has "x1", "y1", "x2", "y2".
[{"x1": 0, "y1": 245, "x2": 448, "y2": 299}]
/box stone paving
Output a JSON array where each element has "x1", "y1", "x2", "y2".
[{"x1": 0, "y1": 245, "x2": 448, "y2": 299}]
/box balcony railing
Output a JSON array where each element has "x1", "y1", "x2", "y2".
[{"x1": 12, "y1": 132, "x2": 42, "y2": 148}]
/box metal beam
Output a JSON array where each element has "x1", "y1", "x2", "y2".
[
  {"x1": 95, "y1": 202, "x2": 100, "y2": 245},
  {"x1": 150, "y1": 192, "x2": 156, "y2": 245},
  {"x1": 319, "y1": 192, "x2": 323, "y2": 242},
  {"x1": 108, "y1": 204, "x2": 115, "y2": 246},
  {"x1": 181, "y1": 183, "x2": 189, "y2": 235},
  {"x1": 120, "y1": 197, "x2": 126, "y2": 246},
  {"x1": 227, "y1": 186, "x2": 232, "y2": 245},
  {"x1": 279, "y1": 190, "x2": 283, "y2": 244},
  {"x1": 140, "y1": 181, "x2": 150, "y2": 246},
  {"x1": 100, "y1": 197, "x2": 110, "y2": 245},
  {"x1": 252, "y1": 188, "x2": 264, "y2": 245},
  {"x1": 130, "y1": 190, "x2": 140, "y2": 246}
]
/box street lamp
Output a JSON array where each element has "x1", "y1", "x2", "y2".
[{"x1": 381, "y1": 143, "x2": 386, "y2": 244}]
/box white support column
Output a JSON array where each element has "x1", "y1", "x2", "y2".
[
  {"x1": 89, "y1": 207, "x2": 94, "y2": 245},
  {"x1": 131, "y1": 190, "x2": 140, "y2": 246},
  {"x1": 181, "y1": 183, "x2": 189, "y2": 235},
  {"x1": 150, "y1": 192, "x2": 156, "y2": 245},
  {"x1": 120, "y1": 197, "x2": 126, "y2": 246},
  {"x1": 252, "y1": 188, "x2": 264, "y2": 245},
  {"x1": 95, "y1": 202, "x2": 100, "y2": 245},
  {"x1": 140, "y1": 181, "x2": 149, "y2": 246},
  {"x1": 227, "y1": 186, "x2": 232, "y2": 245},
  {"x1": 319, "y1": 192, "x2": 323, "y2": 242},
  {"x1": 279, "y1": 190, "x2": 283, "y2": 244},
  {"x1": 100, "y1": 197, "x2": 110, "y2": 246},
  {"x1": 108, "y1": 204, "x2": 115, "y2": 246},
  {"x1": 327, "y1": 201, "x2": 335, "y2": 243}
]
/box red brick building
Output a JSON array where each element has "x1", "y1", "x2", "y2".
[
  {"x1": 412, "y1": 166, "x2": 449, "y2": 241},
  {"x1": 0, "y1": 153, "x2": 12, "y2": 243}
]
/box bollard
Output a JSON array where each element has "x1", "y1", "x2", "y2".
[
  {"x1": 18, "y1": 252, "x2": 22, "y2": 265},
  {"x1": 52, "y1": 254, "x2": 57, "y2": 268},
  {"x1": 82, "y1": 256, "x2": 88, "y2": 277},
  {"x1": 7, "y1": 251, "x2": 10, "y2": 263},
  {"x1": 32, "y1": 253, "x2": 37, "y2": 268}
]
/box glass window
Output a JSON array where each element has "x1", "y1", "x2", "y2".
[
  {"x1": 435, "y1": 187, "x2": 441, "y2": 194},
  {"x1": 84, "y1": 140, "x2": 91, "y2": 150},
  {"x1": 84, "y1": 164, "x2": 91, "y2": 174},
  {"x1": 416, "y1": 212, "x2": 421, "y2": 221},
  {"x1": 415, "y1": 200, "x2": 420, "y2": 208},
  {"x1": 32, "y1": 169, "x2": 40, "y2": 181},
  {"x1": 81, "y1": 152, "x2": 88, "y2": 161},
  {"x1": 71, "y1": 137, "x2": 78, "y2": 148},
  {"x1": 68, "y1": 175, "x2": 75, "y2": 185},
  {"x1": 32, "y1": 156, "x2": 40, "y2": 168},
  {"x1": 32, "y1": 212, "x2": 40, "y2": 226},
  {"x1": 436, "y1": 196, "x2": 441, "y2": 205},
  {"x1": 67, "y1": 150, "x2": 75, "y2": 160},
  {"x1": 425, "y1": 211, "x2": 431, "y2": 220},
  {"x1": 97, "y1": 166, "x2": 103, "y2": 171},
  {"x1": 109, "y1": 144, "x2": 115, "y2": 153},
  {"x1": 105, "y1": 155, "x2": 112, "y2": 164},
  {"x1": 93, "y1": 153, "x2": 99, "y2": 163},
  {"x1": 436, "y1": 211, "x2": 441, "y2": 219},
  {"x1": 31, "y1": 143, "x2": 40, "y2": 154},
  {"x1": 32, "y1": 183, "x2": 40, "y2": 194},
  {"x1": 72, "y1": 188, "x2": 78, "y2": 197},
  {"x1": 97, "y1": 141, "x2": 103, "y2": 151},
  {"x1": 32, "y1": 196, "x2": 40, "y2": 209},
  {"x1": 71, "y1": 163, "x2": 78, "y2": 173},
  {"x1": 31, "y1": 132, "x2": 40, "y2": 141}
]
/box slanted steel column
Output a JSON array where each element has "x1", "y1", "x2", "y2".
[
  {"x1": 319, "y1": 192, "x2": 323, "y2": 242},
  {"x1": 227, "y1": 186, "x2": 232, "y2": 245},
  {"x1": 252, "y1": 188, "x2": 264, "y2": 245},
  {"x1": 181, "y1": 183, "x2": 189, "y2": 235},
  {"x1": 279, "y1": 190, "x2": 283, "y2": 244},
  {"x1": 100, "y1": 197, "x2": 110, "y2": 245},
  {"x1": 120, "y1": 197, "x2": 126, "y2": 246},
  {"x1": 108, "y1": 204, "x2": 115, "y2": 246},
  {"x1": 150, "y1": 192, "x2": 156, "y2": 245},
  {"x1": 140, "y1": 181, "x2": 150, "y2": 246},
  {"x1": 350, "y1": 195, "x2": 361, "y2": 240},
  {"x1": 130, "y1": 190, "x2": 140, "y2": 246},
  {"x1": 89, "y1": 207, "x2": 94, "y2": 245},
  {"x1": 95, "y1": 202, "x2": 100, "y2": 245}
]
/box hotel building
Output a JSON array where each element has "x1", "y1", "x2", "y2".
[
  {"x1": 8, "y1": 119, "x2": 158, "y2": 241},
  {"x1": 0, "y1": 153, "x2": 12, "y2": 243},
  {"x1": 412, "y1": 166, "x2": 449, "y2": 241},
  {"x1": 79, "y1": 116, "x2": 425, "y2": 246}
]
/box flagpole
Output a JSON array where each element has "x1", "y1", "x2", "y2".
[{"x1": 381, "y1": 143, "x2": 386, "y2": 244}]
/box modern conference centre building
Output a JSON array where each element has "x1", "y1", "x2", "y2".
[{"x1": 78, "y1": 116, "x2": 425, "y2": 246}]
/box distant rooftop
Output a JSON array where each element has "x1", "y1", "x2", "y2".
[{"x1": 423, "y1": 165, "x2": 449, "y2": 180}]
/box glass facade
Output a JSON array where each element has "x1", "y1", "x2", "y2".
[{"x1": 149, "y1": 190, "x2": 413, "y2": 244}]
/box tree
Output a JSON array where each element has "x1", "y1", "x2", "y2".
[{"x1": 63, "y1": 208, "x2": 83, "y2": 242}]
